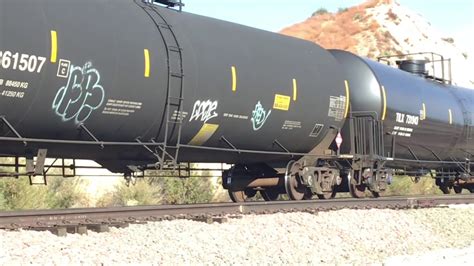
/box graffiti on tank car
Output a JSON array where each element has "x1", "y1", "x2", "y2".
[
  {"x1": 189, "y1": 100, "x2": 218, "y2": 123},
  {"x1": 52, "y1": 62, "x2": 105, "y2": 124},
  {"x1": 251, "y1": 101, "x2": 271, "y2": 131}
]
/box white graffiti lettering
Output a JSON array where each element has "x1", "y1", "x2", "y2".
[
  {"x1": 251, "y1": 101, "x2": 271, "y2": 131},
  {"x1": 189, "y1": 100, "x2": 218, "y2": 123},
  {"x1": 52, "y1": 62, "x2": 105, "y2": 124}
]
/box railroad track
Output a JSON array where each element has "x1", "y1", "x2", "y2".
[{"x1": 1, "y1": 194, "x2": 474, "y2": 236}]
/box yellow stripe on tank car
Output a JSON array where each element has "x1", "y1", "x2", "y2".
[
  {"x1": 381, "y1": 86, "x2": 387, "y2": 121},
  {"x1": 231, "y1": 66, "x2": 237, "y2": 92},
  {"x1": 448, "y1": 109, "x2": 453, "y2": 124},
  {"x1": 188, "y1": 123, "x2": 219, "y2": 146},
  {"x1": 50, "y1": 30, "x2": 58, "y2": 63},
  {"x1": 292, "y1": 78, "x2": 298, "y2": 101},
  {"x1": 344, "y1": 80, "x2": 350, "y2": 118},
  {"x1": 144, "y1": 49, "x2": 151, "y2": 78}
]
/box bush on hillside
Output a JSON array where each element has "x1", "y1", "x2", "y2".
[
  {"x1": 442, "y1": 37, "x2": 454, "y2": 44},
  {"x1": 312, "y1": 8, "x2": 328, "y2": 17},
  {"x1": 337, "y1": 7, "x2": 348, "y2": 13}
]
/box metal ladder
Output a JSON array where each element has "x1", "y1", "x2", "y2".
[
  {"x1": 144, "y1": 3, "x2": 185, "y2": 169},
  {"x1": 349, "y1": 113, "x2": 384, "y2": 158},
  {"x1": 458, "y1": 98, "x2": 472, "y2": 160},
  {"x1": 465, "y1": 110, "x2": 472, "y2": 140}
]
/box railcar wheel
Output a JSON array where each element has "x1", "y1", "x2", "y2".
[
  {"x1": 228, "y1": 189, "x2": 256, "y2": 202},
  {"x1": 260, "y1": 188, "x2": 280, "y2": 201},
  {"x1": 348, "y1": 171, "x2": 366, "y2": 198},
  {"x1": 303, "y1": 189, "x2": 313, "y2": 200},
  {"x1": 317, "y1": 192, "x2": 336, "y2": 200},
  {"x1": 439, "y1": 185, "x2": 451, "y2": 194},
  {"x1": 453, "y1": 185, "x2": 463, "y2": 194},
  {"x1": 350, "y1": 184, "x2": 366, "y2": 198},
  {"x1": 285, "y1": 174, "x2": 307, "y2": 200},
  {"x1": 371, "y1": 191, "x2": 384, "y2": 198},
  {"x1": 228, "y1": 191, "x2": 246, "y2": 202},
  {"x1": 284, "y1": 161, "x2": 306, "y2": 200},
  {"x1": 317, "y1": 189, "x2": 336, "y2": 200}
]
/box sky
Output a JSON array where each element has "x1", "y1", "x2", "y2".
[{"x1": 182, "y1": 0, "x2": 473, "y2": 48}]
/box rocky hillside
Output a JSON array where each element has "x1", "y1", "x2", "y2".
[{"x1": 280, "y1": 0, "x2": 473, "y2": 88}]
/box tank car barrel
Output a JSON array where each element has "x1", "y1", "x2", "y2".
[{"x1": 0, "y1": 0, "x2": 347, "y2": 172}]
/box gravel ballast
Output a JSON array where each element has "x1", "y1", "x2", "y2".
[{"x1": 1, "y1": 205, "x2": 474, "y2": 265}]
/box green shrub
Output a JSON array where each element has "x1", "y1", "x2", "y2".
[
  {"x1": 0, "y1": 178, "x2": 53, "y2": 210},
  {"x1": 442, "y1": 37, "x2": 454, "y2": 44},
  {"x1": 0, "y1": 176, "x2": 89, "y2": 210},
  {"x1": 338, "y1": 7, "x2": 348, "y2": 13},
  {"x1": 96, "y1": 174, "x2": 215, "y2": 207},
  {"x1": 47, "y1": 177, "x2": 90, "y2": 208},
  {"x1": 385, "y1": 175, "x2": 442, "y2": 196},
  {"x1": 150, "y1": 175, "x2": 214, "y2": 204},
  {"x1": 312, "y1": 8, "x2": 328, "y2": 17},
  {"x1": 96, "y1": 179, "x2": 162, "y2": 207}
]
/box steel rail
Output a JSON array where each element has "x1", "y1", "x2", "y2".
[{"x1": 1, "y1": 194, "x2": 473, "y2": 231}]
